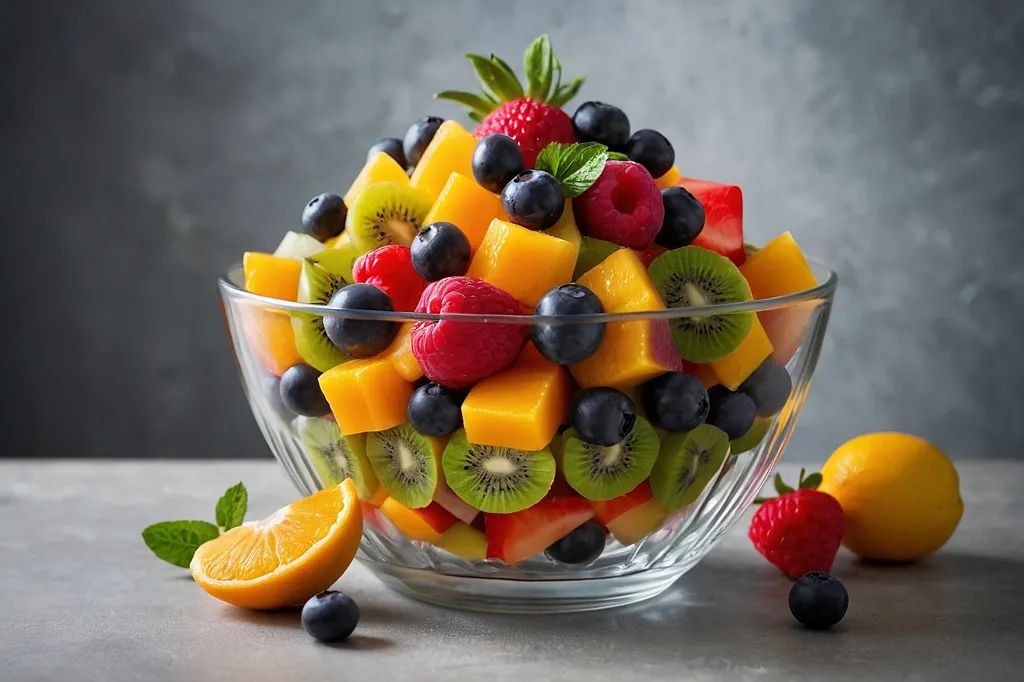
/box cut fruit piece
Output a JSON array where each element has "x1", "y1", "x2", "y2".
[
  {"x1": 291, "y1": 249, "x2": 355, "y2": 372},
  {"x1": 330, "y1": 231, "x2": 362, "y2": 283},
  {"x1": 409, "y1": 120, "x2": 478, "y2": 204},
  {"x1": 378, "y1": 497, "x2": 448, "y2": 543},
  {"x1": 573, "y1": 236, "x2": 622, "y2": 281},
  {"x1": 365, "y1": 424, "x2": 443, "y2": 509},
  {"x1": 274, "y1": 231, "x2": 325, "y2": 260},
  {"x1": 190, "y1": 480, "x2": 362, "y2": 610},
  {"x1": 678, "y1": 178, "x2": 745, "y2": 266},
  {"x1": 344, "y1": 151, "x2": 410, "y2": 208},
  {"x1": 730, "y1": 417, "x2": 771, "y2": 455},
  {"x1": 366, "y1": 486, "x2": 389, "y2": 508},
  {"x1": 467, "y1": 219, "x2": 578, "y2": 307},
  {"x1": 635, "y1": 243, "x2": 668, "y2": 268},
  {"x1": 606, "y1": 498, "x2": 670, "y2": 546},
  {"x1": 570, "y1": 249, "x2": 682, "y2": 390},
  {"x1": 434, "y1": 476, "x2": 480, "y2": 524},
  {"x1": 240, "y1": 307, "x2": 303, "y2": 376},
  {"x1": 562, "y1": 417, "x2": 660, "y2": 501},
  {"x1": 543, "y1": 201, "x2": 582, "y2": 253},
  {"x1": 243, "y1": 252, "x2": 302, "y2": 301},
  {"x1": 739, "y1": 231, "x2": 819, "y2": 364},
  {"x1": 318, "y1": 356, "x2": 414, "y2": 435},
  {"x1": 654, "y1": 165, "x2": 682, "y2": 191},
  {"x1": 296, "y1": 417, "x2": 379, "y2": 501},
  {"x1": 592, "y1": 480, "x2": 654, "y2": 526},
  {"x1": 346, "y1": 182, "x2": 431, "y2": 255},
  {"x1": 699, "y1": 316, "x2": 773, "y2": 390},
  {"x1": 485, "y1": 496, "x2": 595, "y2": 565},
  {"x1": 648, "y1": 246, "x2": 754, "y2": 364},
  {"x1": 422, "y1": 172, "x2": 509, "y2": 253},
  {"x1": 650, "y1": 424, "x2": 731, "y2": 510},
  {"x1": 461, "y1": 344, "x2": 572, "y2": 451},
  {"x1": 381, "y1": 322, "x2": 423, "y2": 382},
  {"x1": 435, "y1": 522, "x2": 487, "y2": 560},
  {"x1": 442, "y1": 429, "x2": 556, "y2": 514}
]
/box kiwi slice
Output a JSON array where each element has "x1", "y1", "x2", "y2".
[
  {"x1": 442, "y1": 429, "x2": 556, "y2": 514},
  {"x1": 366, "y1": 424, "x2": 438, "y2": 509},
  {"x1": 648, "y1": 246, "x2": 755, "y2": 363},
  {"x1": 562, "y1": 416, "x2": 659, "y2": 501},
  {"x1": 296, "y1": 417, "x2": 378, "y2": 500},
  {"x1": 743, "y1": 241, "x2": 761, "y2": 257},
  {"x1": 290, "y1": 249, "x2": 355, "y2": 372},
  {"x1": 650, "y1": 424, "x2": 731, "y2": 510},
  {"x1": 730, "y1": 417, "x2": 771, "y2": 455},
  {"x1": 346, "y1": 182, "x2": 430, "y2": 254},
  {"x1": 573, "y1": 237, "x2": 622, "y2": 280}
]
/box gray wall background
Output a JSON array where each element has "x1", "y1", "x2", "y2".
[{"x1": 2, "y1": 0, "x2": 1021, "y2": 461}]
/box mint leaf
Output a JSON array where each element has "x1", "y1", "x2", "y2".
[
  {"x1": 142, "y1": 520, "x2": 220, "y2": 569},
  {"x1": 215, "y1": 482, "x2": 248, "y2": 531},
  {"x1": 607, "y1": 151, "x2": 629, "y2": 161},
  {"x1": 535, "y1": 142, "x2": 566, "y2": 178},
  {"x1": 536, "y1": 142, "x2": 609, "y2": 198},
  {"x1": 524, "y1": 34, "x2": 553, "y2": 100}
]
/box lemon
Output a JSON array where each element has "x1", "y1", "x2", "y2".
[{"x1": 818, "y1": 432, "x2": 963, "y2": 562}]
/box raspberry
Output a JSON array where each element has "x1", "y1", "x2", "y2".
[
  {"x1": 572, "y1": 161, "x2": 664, "y2": 250},
  {"x1": 411, "y1": 277, "x2": 528, "y2": 389},
  {"x1": 475, "y1": 98, "x2": 576, "y2": 168},
  {"x1": 351, "y1": 245, "x2": 426, "y2": 312}
]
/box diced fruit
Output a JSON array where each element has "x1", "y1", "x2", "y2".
[
  {"x1": 296, "y1": 417, "x2": 378, "y2": 502},
  {"x1": 461, "y1": 344, "x2": 572, "y2": 451},
  {"x1": 572, "y1": 101, "x2": 630, "y2": 148},
  {"x1": 656, "y1": 187, "x2": 705, "y2": 249},
  {"x1": 485, "y1": 496, "x2": 594, "y2": 564},
  {"x1": 410, "y1": 120, "x2": 477, "y2": 204},
  {"x1": 274, "y1": 231, "x2": 325, "y2": 260},
  {"x1": 379, "y1": 497, "x2": 447, "y2": 543},
  {"x1": 543, "y1": 201, "x2": 582, "y2": 253},
  {"x1": 739, "y1": 358, "x2": 793, "y2": 417},
  {"x1": 404, "y1": 116, "x2": 445, "y2": 168},
  {"x1": 302, "y1": 591, "x2": 359, "y2": 643},
  {"x1": 435, "y1": 522, "x2": 487, "y2": 560},
  {"x1": 635, "y1": 243, "x2": 668, "y2": 268},
  {"x1": 530, "y1": 284, "x2": 606, "y2": 365},
  {"x1": 563, "y1": 416, "x2": 659, "y2": 501},
  {"x1": 243, "y1": 252, "x2": 301, "y2": 301},
  {"x1": 407, "y1": 382, "x2": 464, "y2": 437},
  {"x1": 346, "y1": 182, "x2": 431, "y2": 255},
  {"x1": 501, "y1": 170, "x2": 565, "y2": 231},
  {"x1": 641, "y1": 372, "x2": 710, "y2": 433},
  {"x1": 573, "y1": 236, "x2": 622, "y2": 280},
  {"x1": 301, "y1": 193, "x2": 347, "y2": 242},
  {"x1": 318, "y1": 356, "x2": 414, "y2": 435},
  {"x1": 570, "y1": 249, "x2": 681, "y2": 390},
  {"x1": 569, "y1": 387, "x2": 636, "y2": 447},
  {"x1": 240, "y1": 307, "x2": 303, "y2": 376},
  {"x1": 279, "y1": 363, "x2": 331, "y2": 417},
  {"x1": 739, "y1": 231, "x2": 818, "y2": 364},
  {"x1": 382, "y1": 323, "x2": 423, "y2": 382},
  {"x1": 344, "y1": 152, "x2": 410, "y2": 208},
  {"x1": 434, "y1": 476, "x2": 480, "y2": 525},
  {"x1": 366, "y1": 424, "x2": 444, "y2": 508},
  {"x1": 330, "y1": 231, "x2": 362, "y2": 279},
  {"x1": 606, "y1": 497, "x2": 670, "y2": 546},
  {"x1": 624, "y1": 129, "x2": 675, "y2": 179},
  {"x1": 700, "y1": 316, "x2": 774, "y2": 390},
  {"x1": 352, "y1": 245, "x2": 427, "y2": 312},
  {"x1": 706, "y1": 385, "x2": 757, "y2": 440},
  {"x1": 410, "y1": 222, "x2": 471, "y2": 282},
  {"x1": 592, "y1": 480, "x2": 654, "y2": 526},
  {"x1": 472, "y1": 133, "x2": 525, "y2": 193},
  {"x1": 654, "y1": 165, "x2": 682, "y2": 191},
  {"x1": 573, "y1": 161, "x2": 664, "y2": 250},
  {"x1": 678, "y1": 178, "x2": 745, "y2": 266},
  {"x1": 368, "y1": 137, "x2": 408, "y2": 167},
  {"x1": 291, "y1": 249, "x2": 356, "y2": 372},
  {"x1": 323, "y1": 283, "x2": 399, "y2": 358},
  {"x1": 730, "y1": 417, "x2": 771, "y2": 455},
  {"x1": 422, "y1": 172, "x2": 509, "y2": 253},
  {"x1": 650, "y1": 424, "x2": 731, "y2": 510},
  {"x1": 545, "y1": 520, "x2": 606, "y2": 564}
]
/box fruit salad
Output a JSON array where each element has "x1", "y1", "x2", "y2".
[{"x1": 235, "y1": 35, "x2": 821, "y2": 567}]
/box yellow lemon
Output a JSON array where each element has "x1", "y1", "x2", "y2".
[{"x1": 819, "y1": 433, "x2": 963, "y2": 562}]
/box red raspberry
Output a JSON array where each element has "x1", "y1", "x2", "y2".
[
  {"x1": 573, "y1": 161, "x2": 664, "y2": 250},
  {"x1": 748, "y1": 471, "x2": 844, "y2": 579},
  {"x1": 352, "y1": 245, "x2": 426, "y2": 312},
  {"x1": 411, "y1": 277, "x2": 528, "y2": 389},
  {"x1": 475, "y1": 98, "x2": 576, "y2": 168}
]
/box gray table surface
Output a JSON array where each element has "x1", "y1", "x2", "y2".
[{"x1": 2, "y1": 460, "x2": 1022, "y2": 682}]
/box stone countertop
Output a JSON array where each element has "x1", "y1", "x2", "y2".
[{"x1": 1, "y1": 460, "x2": 1022, "y2": 682}]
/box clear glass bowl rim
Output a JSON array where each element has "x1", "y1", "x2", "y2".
[{"x1": 218, "y1": 257, "x2": 837, "y2": 325}]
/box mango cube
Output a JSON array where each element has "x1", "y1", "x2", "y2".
[
  {"x1": 382, "y1": 323, "x2": 423, "y2": 382},
  {"x1": 543, "y1": 201, "x2": 582, "y2": 253},
  {"x1": 243, "y1": 252, "x2": 301, "y2": 301},
  {"x1": 319, "y1": 356, "x2": 413, "y2": 435},
  {"x1": 423, "y1": 173, "x2": 509, "y2": 253},
  {"x1": 344, "y1": 152, "x2": 409, "y2": 207},
  {"x1": 701, "y1": 317, "x2": 774, "y2": 390},
  {"x1": 410, "y1": 121, "x2": 476, "y2": 204},
  {"x1": 239, "y1": 307, "x2": 302, "y2": 376},
  {"x1": 654, "y1": 165, "x2": 682, "y2": 191}
]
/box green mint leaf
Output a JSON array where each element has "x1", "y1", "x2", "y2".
[
  {"x1": 467, "y1": 53, "x2": 521, "y2": 102},
  {"x1": 799, "y1": 473, "x2": 823, "y2": 490},
  {"x1": 549, "y1": 76, "x2": 586, "y2": 108},
  {"x1": 523, "y1": 34, "x2": 553, "y2": 100},
  {"x1": 215, "y1": 482, "x2": 248, "y2": 531},
  {"x1": 534, "y1": 142, "x2": 566, "y2": 177},
  {"x1": 607, "y1": 151, "x2": 630, "y2": 161},
  {"x1": 535, "y1": 142, "x2": 609, "y2": 197},
  {"x1": 773, "y1": 473, "x2": 794, "y2": 496},
  {"x1": 142, "y1": 520, "x2": 220, "y2": 569},
  {"x1": 435, "y1": 90, "x2": 497, "y2": 116}
]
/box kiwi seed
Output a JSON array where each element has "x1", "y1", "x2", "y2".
[
  {"x1": 346, "y1": 182, "x2": 430, "y2": 255},
  {"x1": 562, "y1": 416, "x2": 660, "y2": 501}
]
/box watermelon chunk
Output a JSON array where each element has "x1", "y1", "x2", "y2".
[
  {"x1": 592, "y1": 480, "x2": 654, "y2": 526},
  {"x1": 485, "y1": 497, "x2": 594, "y2": 564},
  {"x1": 678, "y1": 178, "x2": 745, "y2": 266}
]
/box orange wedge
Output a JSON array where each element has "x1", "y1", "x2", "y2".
[{"x1": 190, "y1": 480, "x2": 363, "y2": 610}]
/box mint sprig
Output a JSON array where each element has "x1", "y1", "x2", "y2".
[
  {"x1": 141, "y1": 481, "x2": 248, "y2": 569},
  {"x1": 535, "y1": 142, "x2": 610, "y2": 197}
]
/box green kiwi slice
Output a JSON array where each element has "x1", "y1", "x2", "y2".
[
  {"x1": 573, "y1": 237, "x2": 622, "y2": 280},
  {"x1": 442, "y1": 429, "x2": 556, "y2": 514},
  {"x1": 743, "y1": 241, "x2": 761, "y2": 257},
  {"x1": 366, "y1": 424, "x2": 438, "y2": 509},
  {"x1": 562, "y1": 416, "x2": 659, "y2": 501},
  {"x1": 346, "y1": 182, "x2": 430, "y2": 254},
  {"x1": 730, "y1": 417, "x2": 771, "y2": 455},
  {"x1": 296, "y1": 417, "x2": 378, "y2": 500},
  {"x1": 650, "y1": 424, "x2": 731, "y2": 510},
  {"x1": 648, "y1": 246, "x2": 755, "y2": 363},
  {"x1": 290, "y1": 249, "x2": 355, "y2": 372}
]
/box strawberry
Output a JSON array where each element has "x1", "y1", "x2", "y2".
[
  {"x1": 436, "y1": 34, "x2": 582, "y2": 167},
  {"x1": 748, "y1": 469, "x2": 844, "y2": 579}
]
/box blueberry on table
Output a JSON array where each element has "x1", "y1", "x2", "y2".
[
  {"x1": 501, "y1": 170, "x2": 565, "y2": 231},
  {"x1": 301, "y1": 193, "x2": 347, "y2": 242},
  {"x1": 706, "y1": 385, "x2": 756, "y2": 441},
  {"x1": 789, "y1": 572, "x2": 849, "y2": 630},
  {"x1": 472, "y1": 134, "x2": 525, "y2": 193},
  {"x1": 403, "y1": 116, "x2": 445, "y2": 167},
  {"x1": 367, "y1": 137, "x2": 408, "y2": 168},
  {"x1": 642, "y1": 372, "x2": 709, "y2": 432},
  {"x1": 739, "y1": 359, "x2": 793, "y2": 417},
  {"x1": 302, "y1": 591, "x2": 360, "y2": 642},
  {"x1": 545, "y1": 520, "x2": 607, "y2": 565},
  {"x1": 411, "y1": 222, "x2": 471, "y2": 282},
  {"x1": 279, "y1": 364, "x2": 331, "y2": 417},
  {"x1": 624, "y1": 129, "x2": 675, "y2": 179},
  {"x1": 656, "y1": 187, "x2": 706, "y2": 249},
  {"x1": 531, "y1": 284, "x2": 606, "y2": 365},
  {"x1": 572, "y1": 101, "x2": 631, "y2": 148},
  {"x1": 407, "y1": 382, "x2": 464, "y2": 436},
  {"x1": 571, "y1": 387, "x2": 637, "y2": 447},
  {"x1": 322, "y1": 283, "x2": 399, "y2": 358}
]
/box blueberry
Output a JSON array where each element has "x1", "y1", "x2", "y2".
[
  {"x1": 301, "y1": 193, "x2": 347, "y2": 242},
  {"x1": 403, "y1": 116, "x2": 444, "y2": 167},
  {"x1": 279, "y1": 364, "x2": 331, "y2": 417},
  {"x1": 642, "y1": 372, "x2": 709, "y2": 432},
  {"x1": 571, "y1": 387, "x2": 636, "y2": 447},
  {"x1": 789, "y1": 572, "x2": 849, "y2": 630},
  {"x1": 545, "y1": 520, "x2": 607, "y2": 565},
  {"x1": 367, "y1": 137, "x2": 408, "y2": 167},
  {"x1": 323, "y1": 283, "x2": 398, "y2": 358},
  {"x1": 472, "y1": 134, "x2": 525, "y2": 193},
  {"x1": 411, "y1": 222, "x2": 471, "y2": 282},
  {"x1": 624, "y1": 129, "x2": 675, "y2": 179},
  {"x1": 572, "y1": 101, "x2": 631, "y2": 148},
  {"x1": 739, "y1": 359, "x2": 793, "y2": 417},
  {"x1": 260, "y1": 372, "x2": 290, "y2": 418},
  {"x1": 706, "y1": 385, "x2": 756, "y2": 440},
  {"x1": 301, "y1": 591, "x2": 360, "y2": 642},
  {"x1": 501, "y1": 170, "x2": 565, "y2": 231},
  {"x1": 656, "y1": 187, "x2": 705, "y2": 248},
  {"x1": 407, "y1": 382, "x2": 463, "y2": 436},
  {"x1": 530, "y1": 284, "x2": 605, "y2": 364}
]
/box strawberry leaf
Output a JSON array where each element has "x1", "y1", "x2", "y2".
[
  {"x1": 466, "y1": 53, "x2": 521, "y2": 103},
  {"x1": 524, "y1": 34, "x2": 554, "y2": 101},
  {"x1": 535, "y1": 142, "x2": 609, "y2": 198},
  {"x1": 799, "y1": 473, "x2": 823, "y2": 490},
  {"x1": 435, "y1": 90, "x2": 497, "y2": 116},
  {"x1": 489, "y1": 54, "x2": 524, "y2": 99},
  {"x1": 773, "y1": 473, "x2": 794, "y2": 496},
  {"x1": 468, "y1": 111, "x2": 484, "y2": 124},
  {"x1": 549, "y1": 76, "x2": 585, "y2": 108}
]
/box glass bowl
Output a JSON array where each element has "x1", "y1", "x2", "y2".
[{"x1": 218, "y1": 260, "x2": 836, "y2": 613}]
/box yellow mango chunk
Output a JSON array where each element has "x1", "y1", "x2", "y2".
[
  {"x1": 423, "y1": 173, "x2": 509, "y2": 253},
  {"x1": 436, "y1": 523, "x2": 487, "y2": 560},
  {"x1": 243, "y1": 252, "x2": 301, "y2": 301},
  {"x1": 410, "y1": 121, "x2": 476, "y2": 204},
  {"x1": 319, "y1": 357, "x2": 413, "y2": 435},
  {"x1": 702, "y1": 317, "x2": 774, "y2": 390},
  {"x1": 543, "y1": 201, "x2": 582, "y2": 253},
  {"x1": 570, "y1": 249, "x2": 680, "y2": 389},
  {"x1": 467, "y1": 219, "x2": 578, "y2": 307},
  {"x1": 380, "y1": 323, "x2": 423, "y2": 382},
  {"x1": 343, "y1": 152, "x2": 409, "y2": 207},
  {"x1": 655, "y1": 165, "x2": 682, "y2": 191},
  {"x1": 462, "y1": 345, "x2": 572, "y2": 451},
  {"x1": 239, "y1": 307, "x2": 303, "y2": 377}
]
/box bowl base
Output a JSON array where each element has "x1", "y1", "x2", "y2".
[{"x1": 364, "y1": 562, "x2": 687, "y2": 614}]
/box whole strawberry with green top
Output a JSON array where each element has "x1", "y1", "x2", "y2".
[{"x1": 437, "y1": 34, "x2": 582, "y2": 167}]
